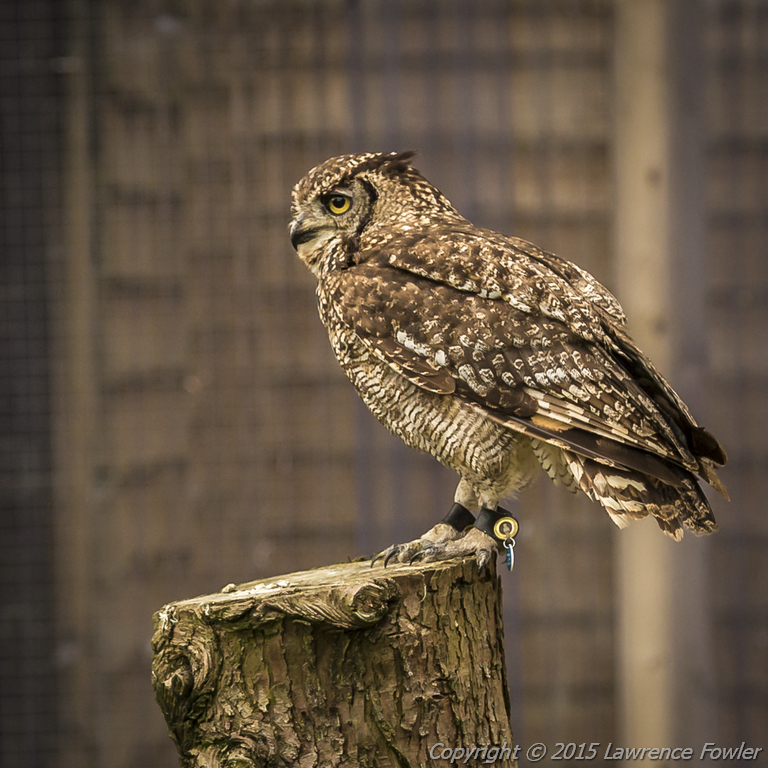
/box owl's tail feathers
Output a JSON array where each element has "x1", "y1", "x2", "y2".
[
  {"x1": 564, "y1": 452, "x2": 718, "y2": 540},
  {"x1": 689, "y1": 425, "x2": 729, "y2": 500},
  {"x1": 697, "y1": 458, "x2": 729, "y2": 500}
]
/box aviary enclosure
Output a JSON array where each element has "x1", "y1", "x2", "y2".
[{"x1": 1, "y1": 1, "x2": 766, "y2": 766}]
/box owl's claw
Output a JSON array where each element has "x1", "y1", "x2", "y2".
[
  {"x1": 408, "y1": 549, "x2": 428, "y2": 565},
  {"x1": 371, "y1": 522, "x2": 463, "y2": 568},
  {"x1": 372, "y1": 525, "x2": 499, "y2": 570},
  {"x1": 369, "y1": 543, "x2": 407, "y2": 568},
  {"x1": 475, "y1": 545, "x2": 494, "y2": 571},
  {"x1": 383, "y1": 547, "x2": 404, "y2": 568}
]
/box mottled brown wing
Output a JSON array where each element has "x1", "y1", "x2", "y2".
[
  {"x1": 329, "y1": 261, "x2": 701, "y2": 480},
  {"x1": 367, "y1": 226, "x2": 627, "y2": 343},
  {"x1": 360, "y1": 228, "x2": 726, "y2": 478}
]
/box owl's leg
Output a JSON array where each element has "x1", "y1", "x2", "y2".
[
  {"x1": 371, "y1": 479, "x2": 479, "y2": 567},
  {"x1": 453, "y1": 476, "x2": 480, "y2": 511},
  {"x1": 408, "y1": 504, "x2": 516, "y2": 570}
]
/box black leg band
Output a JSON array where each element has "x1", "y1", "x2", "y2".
[
  {"x1": 441, "y1": 502, "x2": 476, "y2": 532},
  {"x1": 474, "y1": 505, "x2": 519, "y2": 542}
]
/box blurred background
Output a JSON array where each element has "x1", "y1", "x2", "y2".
[{"x1": 1, "y1": 0, "x2": 766, "y2": 766}]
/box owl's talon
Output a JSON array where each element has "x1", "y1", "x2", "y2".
[
  {"x1": 383, "y1": 547, "x2": 403, "y2": 568},
  {"x1": 408, "y1": 548, "x2": 430, "y2": 564},
  {"x1": 476, "y1": 548, "x2": 493, "y2": 571}
]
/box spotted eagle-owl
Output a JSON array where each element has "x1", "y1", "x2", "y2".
[{"x1": 289, "y1": 151, "x2": 727, "y2": 567}]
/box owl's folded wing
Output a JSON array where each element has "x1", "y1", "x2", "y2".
[
  {"x1": 330, "y1": 261, "x2": 726, "y2": 495},
  {"x1": 369, "y1": 227, "x2": 627, "y2": 344}
]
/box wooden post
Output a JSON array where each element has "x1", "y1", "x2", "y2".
[{"x1": 152, "y1": 558, "x2": 517, "y2": 767}]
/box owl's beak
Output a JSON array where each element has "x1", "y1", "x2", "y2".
[{"x1": 289, "y1": 212, "x2": 317, "y2": 251}]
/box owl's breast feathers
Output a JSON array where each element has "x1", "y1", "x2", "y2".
[{"x1": 318, "y1": 227, "x2": 727, "y2": 499}]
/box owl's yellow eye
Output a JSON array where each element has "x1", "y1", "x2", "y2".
[{"x1": 323, "y1": 194, "x2": 351, "y2": 215}]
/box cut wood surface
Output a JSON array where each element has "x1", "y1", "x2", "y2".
[{"x1": 151, "y1": 557, "x2": 516, "y2": 767}]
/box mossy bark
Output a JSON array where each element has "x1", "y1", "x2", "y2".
[{"x1": 151, "y1": 557, "x2": 516, "y2": 767}]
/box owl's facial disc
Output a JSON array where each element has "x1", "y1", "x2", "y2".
[{"x1": 289, "y1": 183, "x2": 367, "y2": 265}]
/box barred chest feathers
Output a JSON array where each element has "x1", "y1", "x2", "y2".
[{"x1": 318, "y1": 275, "x2": 536, "y2": 494}]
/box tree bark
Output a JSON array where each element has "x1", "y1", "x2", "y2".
[{"x1": 151, "y1": 557, "x2": 516, "y2": 767}]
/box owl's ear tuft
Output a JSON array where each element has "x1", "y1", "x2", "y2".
[
  {"x1": 354, "y1": 151, "x2": 418, "y2": 178},
  {"x1": 383, "y1": 150, "x2": 418, "y2": 172}
]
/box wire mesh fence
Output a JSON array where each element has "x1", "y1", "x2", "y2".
[{"x1": 0, "y1": 1, "x2": 766, "y2": 766}]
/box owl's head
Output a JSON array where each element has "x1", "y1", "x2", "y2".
[{"x1": 289, "y1": 151, "x2": 457, "y2": 277}]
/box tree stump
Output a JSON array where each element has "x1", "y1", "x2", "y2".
[{"x1": 151, "y1": 557, "x2": 517, "y2": 767}]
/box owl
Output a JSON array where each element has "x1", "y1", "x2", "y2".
[{"x1": 289, "y1": 151, "x2": 727, "y2": 568}]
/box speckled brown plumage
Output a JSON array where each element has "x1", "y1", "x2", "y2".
[{"x1": 289, "y1": 151, "x2": 727, "y2": 564}]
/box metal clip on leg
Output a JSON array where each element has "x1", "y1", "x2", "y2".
[
  {"x1": 492, "y1": 515, "x2": 519, "y2": 573},
  {"x1": 474, "y1": 506, "x2": 519, "y2": 572},
  {"x1": 504, "y1": 538, "x2": 515, "y2": 571}
]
